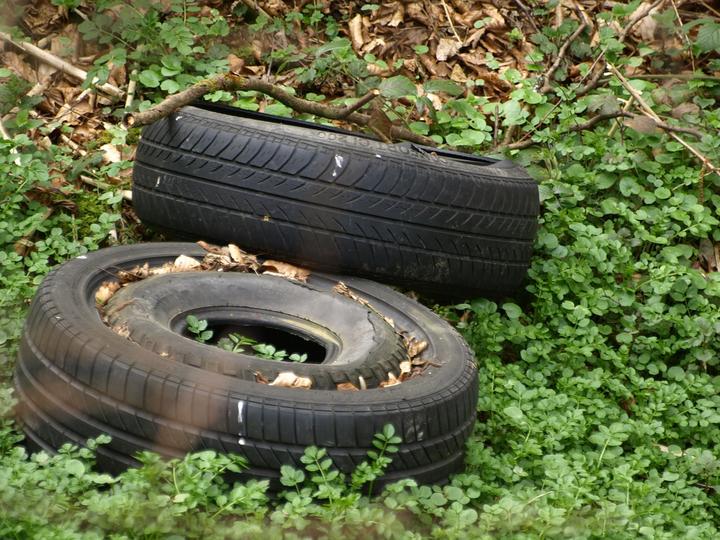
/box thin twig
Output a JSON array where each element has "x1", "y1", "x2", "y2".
[
  {"x1": 540, "y1": 14, "x2": 588, "y2": 93},
  {"x1": 608, "y1": 96, "x2": 634, "y2": 138},
  {"x1": 0, "y1": 31, "x2": 123, "y2": 98},
  {"x1": 576, "y1": 0, "x2": 667, "y2": 97},
  {"x1": 440, "y1": 0, "x2": 463, "y2": 44},
  {"x1": 670, "y1": 0, "x2": 695, "y2": 72},
  {"x1": 608, "y1": 63, "x2": 718, "y2": 172},
  {"x1": 128, "y1": 74, "x2": 433, "y2": 145},
  {"x1": 568, "y1": 111, "x2": 633, "y2": 131},
  {"x1": 499, "y1": 0, "x2": 667, "y2": 149},
  {"x1": 616, "y1": 73, "x2": 720, "y2": 81}
]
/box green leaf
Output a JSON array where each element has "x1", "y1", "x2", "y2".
[
  {"x1": 696, "y1": 22, "x2": 720, "y2": 52},
  {"x1": 502, "y1": 303, "x2": 523, "y2": 319},
  {"x1": 138, "y1": 69, "x2": 161, "y2": 88},
  {"x1": 65, "y1": 459, "x2": 85, "y2": 477},
  {"x1": 379, "y1": 75, "x2": 417, "y2": 99},
  {"x1": 424, "y1": 79, "x2": 464, "y2": 96},
  {"x1": 503, "y1": 406, "x2": 525, "y2": 421}
]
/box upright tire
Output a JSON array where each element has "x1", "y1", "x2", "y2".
[
  {"x1": 132, "y1": 105, "x2": 539, "y2": 297},
  {"x1": 16, "y1": 243, "x2": 477, "y2": 486}
]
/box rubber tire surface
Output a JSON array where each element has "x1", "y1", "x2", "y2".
[
  {"x1": 16, "y1": 243, "x2": 477, "y2": 486},
  {"x1": 132, "y1": 104, "x2": 539, "y2": 297}
]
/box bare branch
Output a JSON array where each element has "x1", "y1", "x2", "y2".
[
  {"x1": 608, "y1": 63, "x2": 718, "y2": 173},
  {"x1": 540, "y1": 16, "x2": 589, "y2": 94},
  {"x1": 128, "y1": 74, "x2": 433, "y2": 145},
  {"x1": 576, "y1": 0, "x2": 667, "y2": 97}
]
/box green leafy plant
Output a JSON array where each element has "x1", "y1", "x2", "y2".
[{"x1": 186, "y1": 315, "x2": 212, "y2": 343}]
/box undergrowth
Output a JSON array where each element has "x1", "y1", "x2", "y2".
[{"x1": 1, "y1": 0, "x2": 719, "y2": 538}]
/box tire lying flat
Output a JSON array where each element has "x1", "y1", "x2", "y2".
[
  {"x1": 132, "y1": 105, "x2": 539, "y2": 297},
  {"x1": 16, "y1": 243, "x2": 477, "y2": 486}
]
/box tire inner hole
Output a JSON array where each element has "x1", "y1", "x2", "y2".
[{"x1": 183, "y1": 322, "x2": 327, "y2": 364}]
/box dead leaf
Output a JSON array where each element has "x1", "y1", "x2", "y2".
[
  {"x1": 450, "y1": 64, "x2": 468, "y2": 83},
  {"x1": 699, "y1": 239, "x2": 718, "y2": 273},
  {"x1": 379, "y1": 372, "x2": 401, "y2": 388},
  {"x1": 118, "y1": 263, "x2": 150, "y2": 283},
  {"x1": 367, "y1": 105, "x2": 394, "y2": 143},
  {"x1": 95, "y1": 281, "x2": 120, "y2": 305},
  {"x1": 334, "y1": 281, "x2": 396, "y2": 329},
  {"x1": 348, "y1": 14, "x2": 364, "y2": 51},
  {"x1": 399, "y1": 361, "x2": 412, "y2": 375},
  {"x1": 671, "y1": 102, "x2": 700, "y2": 119},
  {"x1": 111, "y1": 323, "x2": 130, "y2": 339},
  {"x1": 388, "y1": 5, "x2": 405, "y2": 27},
  {"x1": 100, "y1": 143, "x2": 121, "y2": 164},
  {"x1": 197, "y1": 240, "x2": 229, "y2": 256},
  {"x1": 261, "y1": 260, "x2": 310, "y2": 282},
  {"x1": 254, "y1": 371, "x2": 269, "y2": 384},
  {"x1": 435, "y1": 38, "x2": 461, "y2": 62},
  {"x1": 623, "y1": 115, "x2": 661, "y2": 135},
  {"x1": 269, "y1": 371, "x2": 313, "y2": 389},
  {"x1": 337, "y1": 382, "x2": 360, "y2": 391},
  {"x1": 172, "y1": 254, "x2": 201, "y2": 271},
  {"x1": 227, "y1": 53, "x2": 245, "y2": 74},
  {"x1": 228, "y1": 243, "x2": 258, "y2": 266},
  {"x1": 630, "y1": 1, "x2": 660, "y2": 42},
  {"x1": 407, "y1": 339, "x2": 428, "y2": 359}
]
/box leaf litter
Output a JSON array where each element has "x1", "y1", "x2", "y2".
[{"x1": 98, "y1": 241, "x2": 433, "y2": 391}]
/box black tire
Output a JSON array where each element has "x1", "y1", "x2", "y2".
[
  {"x1": 132, "y1": 104, "x2": 539, "y2": 297},
  {"x1": 16, "y1": 243, "x2": 477, "y2": 486}
]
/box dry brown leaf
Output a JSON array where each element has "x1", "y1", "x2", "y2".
[
  {"x1": 337, "y1": 382, "x2": 360, "y2": 391},
  {"x1": 450, "y1": 64, "x2": 468, "y2": 83},
  {"x1": 348, "y1": 14, "x2": 364, "y2": 51},
  {"x1": 424, "y1": 92, "x2": 443, "y2": 111},
  {"x1": 254, "y1": 371, "x2": 270, "y2": 384},
  {"x1": 261, "y1": 260, "x2": 310, "y2": 282},
  {"x1": 334, "y1": 281, "x2": 396, "y2": 329},
  {"x1": 228, "y1": 243, "x2": 258, "y2": 266},
  {"x1": 436, "y1": 38, "x2": 461, "y2": 62},
  {"x1": 379, "y1": 372, "x2": 401, "y2": 388},
  {"x1": 111, "y1": 323, "x2": 130, "y2": 339},
  {"x1": 95, "y1": 281, "x2": 120, "y2": 305},
  {"x1": 630, "y1": 1, "x2": 660, "y2": 42},
  {"x1": 407, "y1": 339, "x2": 428, "y2": 359},
  {"x1": 269, "y1": 371, "x2": 312, "y2": 389},
  {"x1": 699, "y1": 239, "x2": 719, "y2": 273},
  {"x1": 227, "y1": 53, "x2": 245, "y2": 74},
  {"x1": 100, "y1": 143, "x2": 121, "y2": 164},
  {"x1": 197, "y1": 240, "x2": 229, "y2": 256},
  {"x1": 118, "y1": 263, "x2": 150, "y2": 283},
  {"x1": 623, "y1": 115, "x2": 661, "y2": 135},
  {"x1": 173, "y1": 254, "x2": 201, "y2": 271},
  {"x1": 483, "y1": 5, "x2": 505, "y2": 28},
  {"x1": 671, "y1": 102, "x2": 700, "y2": 119},
  {"x1": 399, "y1": 361, "x2": 412, "y2": 375},
  {"x1": 388, "y1": 5, "x2": 405, "y2": 27}
]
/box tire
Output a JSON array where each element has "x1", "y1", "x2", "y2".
[
  {"x1": 132, "y1": 104, "x2": 539, "y2": 297},
  {"x1": 16, "y1": 243, "x2": 477, "y2": 486}
]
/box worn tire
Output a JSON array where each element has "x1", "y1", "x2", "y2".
[
  {"x1": 132, "y1": 104, "x2": 539, "y2": 297},
  {"x1": 15, "y1": 243, "x2": 477, "y2": 486}
]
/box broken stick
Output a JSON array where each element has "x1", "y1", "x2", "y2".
[{"x1": 0, "y1": 31, "x2": 123, "y2": 99}]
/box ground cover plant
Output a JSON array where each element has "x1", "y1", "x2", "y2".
[{"x1": 0, "y1": 0, "x2": 719, "y2": 537}]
